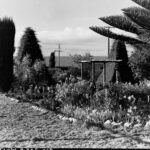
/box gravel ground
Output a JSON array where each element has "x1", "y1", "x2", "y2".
[{"x1": 0, "y1": 94, "x2": 150, "y2": 148}]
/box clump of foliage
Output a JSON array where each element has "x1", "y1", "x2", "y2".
[
  {"x1": 55, "y1": 80, "x2": 90, "y2": 107},
  {"x1": 14, "y1": 55, "x2": 54, "y2": 89},
  {"x1": 71, "y1": 53, "x2": 93, "y2": 66},
  {"x1": 13, "y1": 55, "x2": 35, "y2": 89},
  {"x1": 67, "y1": 66, "x2": 81, "y2": 78},
  {"x1": 55, "y1": 80, "x2": 150, "y2": 127},
  {"x1": 17, "y1": 27, "x2": 44, "y2": 65},
  {"x1": 129, "y1": 45, "x2": 150, "y2": 80},
  {"x1": 0, "y1": 17, "x2": 15, "y2": 92},
  {"x1": 33, "y1": 59, "x2": 53, "y2": 85}
]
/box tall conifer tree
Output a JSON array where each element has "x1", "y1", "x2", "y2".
[
  {"x1": 0, "y1": 18, "x2": 15, "y2": 91},
  {"x1": 17, "y1": 27, "x2": 44, "y2": 66}
]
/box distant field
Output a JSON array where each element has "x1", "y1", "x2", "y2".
[{"x1": 44, "y1": 56, "x2": 107, "y2": 67}]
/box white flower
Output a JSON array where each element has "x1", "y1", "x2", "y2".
[
  {"x1": 127, "y1": 108, "x2": 132, "y2": 113},
  {"x1": 92, "y1": 109, "x2": 97, "y2": 114},
  {"x1": 111, "y1": 122, "x2": 122, "y2": 127},
  {"x1": 145, "y1": 121, "x2": 150, "y2": 129},
  {"x1": 87, "y1": 115, "x2": 91, "y2": 120},
  {"x1": 124, "y1": 122, "x2": 132, "y2": 128},
  {"x1": 58, "y1": 115, "x2": 63, "y2": 119},
  {"x1": 123, "y1": 95, "x2": 127, "y2": 99},
  {"x1": 131, "y1": 95, "x2": 134, "y2": 98},
  {"x1": 62, "y1": 117, "x2": 68, "y2": 121},
  {"x1": 72, "y1": 118, "x2": 77, "y2": 123},
  {"x1": 134, "y1": 124, "x2": 142, "y2": 128},
  {"x1": 104, "y1": 120, "x2": 111, "y2": 126},
  {"x1": 128, "y1": 96, "x2": 132, "y2": 101},
  {"x1": 69, "y1": 117, "x2": 73, "y2": 122}
]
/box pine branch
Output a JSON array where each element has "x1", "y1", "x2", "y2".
[
  {"x1": 100, "y1": 15, "x2": 142, "y2": 35},
  {"x1": 132, "y1": 0, "x2": 150, "y2": 10},
  {"x1": 89, "y1": 26, "x2": 145, "y2": 45},
  {"x1": 123, "y1": 7, "x2": 150, "y2": 31}
]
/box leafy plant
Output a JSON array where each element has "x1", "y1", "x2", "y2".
[{"x1": 33, "y1": 59, "x2": 53, "y2": 85}]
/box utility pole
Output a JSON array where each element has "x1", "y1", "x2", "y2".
[
  {"x1": 104, "y1": 26, "x2": 114, "y2": 57},
  {"x1": 54, "y1": 43, "x2": 63, "y2": 67}
]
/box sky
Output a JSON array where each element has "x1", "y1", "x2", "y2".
[{"x1": 0, "y1": 0, "x2": 137, "y2": 56}]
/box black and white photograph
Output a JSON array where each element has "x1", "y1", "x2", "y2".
[{"x1": 0, "y1": 0, "x2": 150, "y2": 148}]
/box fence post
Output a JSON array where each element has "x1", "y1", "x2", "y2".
[
  {"x1": 81, "y1": 62, "x2": 83, "y2": 80},
  {"x1": 103, "y1": 62, "x2": 106, "y2": 87},
  {"x1": 92, "y1": 62, "x2": 95, "y2": 83}
]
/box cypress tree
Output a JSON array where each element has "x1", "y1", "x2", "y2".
[
  {"x1": 111, "y1": 40, "x2": 134, "y2": 83},
  {"x1": 96, "y1": 40, "x2": 134, "y2": 85},
  {"x1": 0, "y1": 17, "x2": 15, "y2": 91},
  {"x1": 49, "y1": 52, "x2": 55, "y2": 68},
  {"x1": 17, "y1": 27, "x2": 44, "y2": 66}
]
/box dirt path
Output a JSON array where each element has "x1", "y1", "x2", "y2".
[{"x1": 0, "y1": 94, "x2": 150, "y2": 148}]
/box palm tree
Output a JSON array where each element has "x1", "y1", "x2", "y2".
[{"x1": 90, "y1": 0, "x2": 150, "y2": 80}]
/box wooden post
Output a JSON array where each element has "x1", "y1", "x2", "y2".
[
  {"x1": 108, "y1": 37, "x2": 110, "y2": 56},
  {"x1": 58, "y1": 43, "x2": 60, "y2": 67},
  {"x1": 116, "y1": 64, "x2": 119, "y2": 84},
  {"x1": 115, "y1": 62, "x2": 120, "y2": 83},
  {"x1": 103, "y1": 62, "x2": 106, "y2": 87},
  {"x1": 92, "y1": 62, "x2": 95, "y2": 82}
]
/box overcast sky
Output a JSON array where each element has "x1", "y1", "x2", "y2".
[{"x1": 0, "y1": 0, "x2": 137, "y2": 56}]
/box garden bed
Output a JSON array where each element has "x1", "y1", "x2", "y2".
[{"x1": 0, "y1": 94, "x2": 150, "y2": 148}]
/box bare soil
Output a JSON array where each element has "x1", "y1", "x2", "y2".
[{"x1": 0, "y1": 94, "x2": 150, "y2": 148}]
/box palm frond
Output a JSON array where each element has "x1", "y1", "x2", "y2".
[
  {"x1": 89, "y1": 26, "x2": 145, "y2": 45},
  {"x1": 138, "y1": 32, "x2": 150, "y2": 42},
  {"x1": 132, "y1": 0, "x2": 150, "y2": 10},
  {"x1": 100, "y1": 15, "x2": 142, "y2": 34},
  {"x1": 123, "y1": 7, "x2": 150, "y2": 31}
]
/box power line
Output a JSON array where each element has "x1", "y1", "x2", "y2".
[{"x1": 54, "y1": 43, "x2": 63, "y2": 67}]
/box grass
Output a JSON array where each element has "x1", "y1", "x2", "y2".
[{"x1": 0, "y1": 94, "x2": 150, "y2": 148}]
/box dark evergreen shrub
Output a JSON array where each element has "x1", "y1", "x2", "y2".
[
  {"x1": 17, "y1": 27, "x2": 44, "y2": 65},
  {"x1": 0, "y1": 18, "x2": 15, "y2": 92},
  {"x1": 111, "y1": 40, "x2": 135, "y2": 83},
  {"x1": 49, "y1": 52, "x2": 55, "y2": 68}
]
